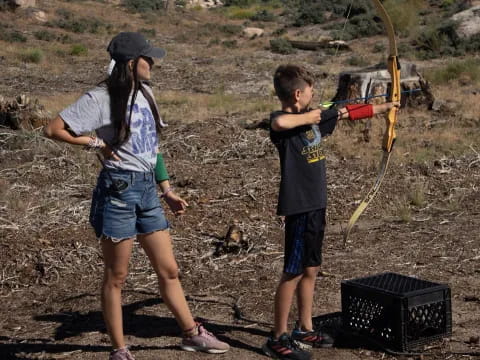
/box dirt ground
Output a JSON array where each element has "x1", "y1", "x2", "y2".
[
  {"x1": 1, "y1": 2, "x2": 480, "y2": 360},
  {"x1": 1, "y1": 115, "x2": 479, "y2": 360}
]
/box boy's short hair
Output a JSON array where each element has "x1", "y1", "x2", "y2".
[{"x1": 273, "y1": 64, "x2": 314, "y2": 102}]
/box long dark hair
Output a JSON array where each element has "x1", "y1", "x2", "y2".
[{"x1": 104, "y1": 58, "x2": 162, "y2": 147}]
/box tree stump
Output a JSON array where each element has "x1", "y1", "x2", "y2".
[
  {"x1": 0, "y1": 95, "x2": 50, "y2": 130},
  {"x1": 332, "y1": 62, "x2": 433, "y2": 107},
  {"x1": 330, "y1": 62, "x2": 434, "y2": 141}
]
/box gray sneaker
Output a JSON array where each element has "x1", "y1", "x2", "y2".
[
  {"x1": 180, "y1": 323, "x2": 230, "y2": 354},
  {"x1": 109, "y1": 347, "x2": 135, "y2": 360}
]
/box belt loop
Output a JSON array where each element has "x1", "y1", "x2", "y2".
[{"x1": 131, "y1": 172, "x2": 135, "y2": 186}]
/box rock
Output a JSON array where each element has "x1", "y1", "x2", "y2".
[
  {"x1": 242, "y1": 27, "x2": 264, "y2": 39},
  {"x1": 23, "y1": 7, "x2": 47, "y2": 22},
  {"x1": 186, "y1": 0, "x2": 223, "y2": 8},
  {"x1": 431, "y1": 99, "x2": 446, "y2": 112},
  {"x1": 451, "y1": 5, "x2": 480, "y2": 38}
]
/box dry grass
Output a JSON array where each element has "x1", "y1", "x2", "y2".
[{"x1": 157, "y1": 90, "x2": 276, "y2": 124}]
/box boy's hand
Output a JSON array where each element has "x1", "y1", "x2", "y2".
[
  {"x1": 388, "y1": 101, "x2": 401, "y2": 109},
  {"x1": 306, "y1": 109, "x2": 321, "y2": 125}
]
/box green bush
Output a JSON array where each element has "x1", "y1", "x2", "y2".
[
  {"x1": 51, "y1": 8, "x2": 112, "y2": 33},
  {"x1": 411, "y1": 20, "x2": 480, "y2": 59},
  {"x1": 222, "y1": 39, "x2": 238, "y2": 48},
  {"x1": 138, "y1": 28, "x2": 156, "y2": 37},
  {"x1": 34, "y1": 30, "x2": 57, "y2": 41},
  {"x1": 272, "y1": 27, "x2": 286, "y2": 36},
  {"x1": 20, "y1": 49, "x2": 44, "y2": 63},
  {"x1": 285, "y1": 0, "x2": 372, "y2": 27},
  {"x1": 270, "y1": 38, "x2": 296, "y2": 55},
  {"x1": 426, "y1": 58, "x2": 480, "y2": 85},
  {"x1": 70, "y1": 44, "x2": 88, "y2": 56},
  {"x1": 123, "y1": 0, "x2": 164, "y2": 12},
  {"x1": 223, "y1": 0, "x2": 257, "y2": 7},
  {"x1": 250, "y1": 9, "x2": 276, "y2": 22},
  {"x1": 0, "y1": 31, "x2": 27, "y2": 43},
  {"x1": 345, "y1": 55, "x2": 368, "y2": 67},
  {"x1": 383, "y1": 0, "x2": 424, "y2": 37},
  {"x1": 373, "y1": 43, "x2": 386, "y2": 53}
]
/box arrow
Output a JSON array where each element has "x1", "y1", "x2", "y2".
[{"x1": 320, "y1": 88, "x2": 421, "y2": 108}]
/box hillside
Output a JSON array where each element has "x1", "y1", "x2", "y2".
[{"x1": 0, "y1": 0, "x2": 479, "y2": 359}]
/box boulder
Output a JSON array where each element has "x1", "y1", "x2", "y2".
[
  {"x1": 23, "y1": 7, "x2": 47, "y2": 22},
  {"x1": 242, "y1": 27, "x2": 264, "y2": 39},
  {"x1": 186, "y1": 0, "x2": 223, "y2": 8},
  {"x1": 451, "y1": 5, "x2": 480, "y2": 38}
]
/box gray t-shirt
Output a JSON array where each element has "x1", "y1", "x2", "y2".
[{"x1": 60, "y1": 85, "x2": 159, "y2": 172}]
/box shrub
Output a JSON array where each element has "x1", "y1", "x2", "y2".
[
  {"x1": 70, "y1": 44, "x2": 88, "y2": 56},
  {"x1": 270, "y1": 38, "x2": 296, "y2": 54},
  {"x1": 20, "y1": 49, "x2": 44, "y2": 63},
  {"x1": 383, "y1": 0, "x2": 425, "y2": 37},
  {"x1": 123, "y1": 0, "x2": 164, "y2": 12},
  {"x1": 413, "y1": 21, "x2": 463, "y2": 59},
  {"x1": 226, "y1": 7, "x2": 256, "y2": 19},
  {"x1": 0, "y1": 31, "x2": 27, "y2": 43},
  {"x1": 219, "y1": 24, "x2": 242, "y2": 35},
  {"x1": 373, "y1": 43, "x2": 386, "y2": 53},
  {"x1": 223, "y1": 0, "x2": 257, "y2": 6},
  {"x1": 34, "y1": 30, "x2": 57, "y2": 41},
  {"x1": 272, "y1": 27, "x2": 286, "y2": 36},
  {"x1": 426, "y1": 58, "x2": 480, "y2": 85},
  {"x1": 345, "y1": 55, "x2": 368, "y2": 67},
  {"x1": 222, "y1": 39, "x2": 237, "y2": 48},
  {"x1": 250, "y1": 9, "x2": 276, "y2": 22},
  {"x1": 138, "y1": 27, "x2": 156, "y2": 37},
  {"x1": 51, "y1": 8, "x2": 112, "y2": 33}
]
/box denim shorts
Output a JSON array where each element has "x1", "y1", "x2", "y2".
[{"x1": 89, "y1": 169, "x2": 169, "y2": 241}]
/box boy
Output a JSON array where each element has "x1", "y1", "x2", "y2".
[{"x1": 262, "y1": 64, "x2": 399, "y2": 360}]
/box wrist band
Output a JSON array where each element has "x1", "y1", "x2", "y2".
[
  {"x1": 155, "y1": 153, "x2": 170, "y2": 183},
  {"x1": 160, "y1": 186, "x2": 173, "y2": 198},
  {"x1": 86, "y1": 137, "x2": 105, "y2": 150},
  {"x1": 346, "y1": 104, "x2": 374, "y2": 121}
]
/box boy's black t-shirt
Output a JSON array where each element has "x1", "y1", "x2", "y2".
[{"x1": 270, "y1": 108, "x2": 339, "y2": 216}]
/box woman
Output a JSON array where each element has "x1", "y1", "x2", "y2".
[{"x1": 44, "y1": 32, "x2": 229, "y2": 360}]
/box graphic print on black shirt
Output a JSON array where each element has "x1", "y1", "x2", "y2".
[{"x1": 270, "y1": 108, "x2": 339, "y2": 216}]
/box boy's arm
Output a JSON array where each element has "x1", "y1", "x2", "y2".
[
  {"x1": 271, "y1": 109, "x2": 322, "y2": 131},
  {"x1": 337, "y1": 102, "x2": 400, "y2": 120},
  {"x1": 271, "y1": 102, "x2": 399, "y2": 131}
]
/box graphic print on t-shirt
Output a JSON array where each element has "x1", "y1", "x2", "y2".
[
  {"x1": 130, "y1": 103, "x2": 158, "y2": 158},
  {"x1": 300, "y1": 125, "x2": 325, "y2": 163}
]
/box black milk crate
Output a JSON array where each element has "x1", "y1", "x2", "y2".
[{"x1": 341, "y1": 272, "x2": 452, "y2": 352}]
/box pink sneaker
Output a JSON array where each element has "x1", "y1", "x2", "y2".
[
  {"x1": 109, "y1": 347, "x2": 135, "y2": 360},
  {"x1": 180, "y1": 323, "x2": 230, "y2": 354}
]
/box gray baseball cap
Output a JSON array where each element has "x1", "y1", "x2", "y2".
[{"x1": 107, "y1": 32, "x2": 166, "y2": 63}]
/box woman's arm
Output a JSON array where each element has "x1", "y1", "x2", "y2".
[
  {"x1": 158, "y1": 179, "x2": 188, "y2": 216},
  {"x1": 44, "y1": 115, "x2": 119, "y2": 159},
  {"x1": 44, "y1": 115, "x2": 92, "y2": 146}
]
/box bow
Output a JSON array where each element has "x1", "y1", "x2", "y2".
[{"x1": 343, "y1": 0, "x2": 401, "y2": 246}]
